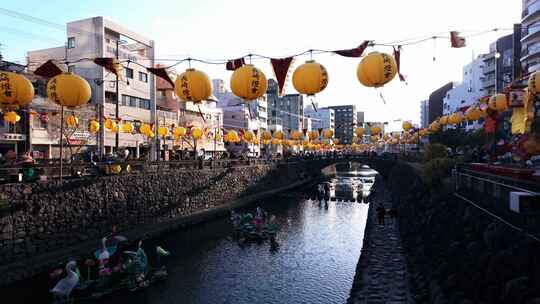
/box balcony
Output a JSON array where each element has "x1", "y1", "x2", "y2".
[
  {"x1": 482, "y1": 78, "x2": 496, "y2": 89},
  {"x1": 482, "y1": 63, "x2": 496, "y2": 74},
  {"x1": 522, "y1": 41, "x2": 540, "y2": 61},
  {"x1": 523, "y1": 0, "x2": 540, "y2": 22}
]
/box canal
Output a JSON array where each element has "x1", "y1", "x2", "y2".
[{"x1": 8, "y1": 167, "x2": 377, "y2": 303}]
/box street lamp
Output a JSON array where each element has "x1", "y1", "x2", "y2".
[{"x1": 115, "y1": 38, "x2": 128, "y2": 153}]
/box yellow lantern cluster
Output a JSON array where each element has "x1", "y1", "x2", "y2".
[
  {"x1": 89, "y1": 120, "x2": 100, "y2": 134},
  {"x1": 355, "y1": 127, "x2": 365, "y2": 137},
  {"x1": 488, "y1": 94, "x2": 508, "y2": 112},
  {"x1": 448, "y1": 112, "x2": 464, "y2": 125},
  {"x1": 174, "y1": 69, "x2": 212, "y2": 103},
  {"x1": 528, "y1": 71, "x2": 540, "y2": 95},
  {"x1": 370, "y1": 125, "x2": 381, "y2": 135},
  {"x1": 291, "y1": 130, "x2": 303, "y2": 140},
  {"x1": 439, "y1": 115, "x2": 448, "y2": 125},
  {"x1": 191, "y1": 127, "x2": 203, "y2": 140},
  {"x1": 308, "y1": 130, "x2": 319, "y2": 141},
  {"x1": 173, "y1": 126, "x2": 187, "y2": 139},
  {"x1": 292, "y1": 60, "x2": 328, "y2": 95},
  {"x1": 47, "y1": 73, "x2": 91, "y2": 107},
  {"x1": 465, "y1": 106, "x2": 482, "y2": 121},
  {"x1": 323, "y1": 129, "x2": 334, "y2": 139},
  {"x1": 243, "y1": 130, "x2": 255, "y2": 143},
  {"x1": 66, "y1": 115, "x2": 78, "y2": 127},
  {"x1": 273, "y1": 130, "x2": 285, "y2": 140},
  {"x1": 429, "y1": 121, "x2": 441, "y2": 133},
  {"x1": 0, "y1": 71, "x2": 34, "y2": 109},
  {"x1": 402, "y1": 121, "x2": 412, "y2": 131},
  {"x1": 271, "y1": 138, "x2": 282, "y2": 146},
  {"x1": 104, "y1": 118, "x2": 115, "y2": 130},
  {"x1": 140, "y1": 123, "x2": 154, "y2": 138},
  {"x1": 225, "y1": 130, "x2": 241, "y2": 143},
  {"x1": 262, "y1": 131, "x2": 272, "y2": 141},
  {"x1": 230, "y1": 65, "x2": 267, "y2": 101},
  {"x1": 3, "y1": 111, "x2": 20, "y2": 124},
  {"x1": 356, "y1": 52, "x2": 397, "y2": 88},
  {"x1": 122, "y1": 122, "x2": 134, "y2": 133},
  {"x1": 157, "y1": 126, "x2": 169, "y2": 137}
]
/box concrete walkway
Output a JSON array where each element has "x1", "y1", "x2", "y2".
[{"x1": 348, "y1": 178, "x2": 413, "y2": 304}]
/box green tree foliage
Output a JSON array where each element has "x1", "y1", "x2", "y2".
[
  {"x1": 424, "y1": 143, "x2": 448, "y2": 161},
  {"x1": 429, "y1": 128, "x2": 488, "y2": 149}
]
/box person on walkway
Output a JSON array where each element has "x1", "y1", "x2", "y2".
[
  {"x1": 388, "y1": 207, "x2": 397, "y2": 224},
  {"x1": 376, "y1": 203, "x2": 386, "y2": 225}
]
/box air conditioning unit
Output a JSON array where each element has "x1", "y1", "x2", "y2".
[{"x1": 509, "y1": 192, "x2": 540, "y2": 213}]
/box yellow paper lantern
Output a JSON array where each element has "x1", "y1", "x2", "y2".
[
  {"x1": 173, "y1": 126, "x2": 187, "y2": 138},
  {"x1": 402, "y1": 121, "x2": 412, "y2": 131},
  {"x1": 323, "y1": 129, "x2": 334, "y2": 139},
  {"x1": 225, "y1": 130, "x2": 240, "y2": 143},
  {"x1": 89, "y1": 120, "x2": 100, "y2": 133},
  {"x1": 253, "y1": 137, "x2": 259, "y2": 145},
  {"x1": 111, "y1": 123, "x2": 119, "y2": 133},
  {"x1": 528, "y1": 71, "x2": 540, "y2": 95},
  {"x1": 111, "y1": 164, "x2": 122, "y2": 174},
  {"x1": 104, "y1": 118, "x2": 114, "y2": 130},
  {"x1": 291, "y1": 130, "x2": 303, "y2": 140},
  {"x1": 230, "y1": 64, "x2": 267, "y2": 101},
  {"x1": 140, "y1": 123, "x2": 152, "y2": 136},
  {"x1": 308, "y1": 130, "x2": 319, "y2": 140},
  {"x1": 419, "y1": 129, "x2": 429, "y2": 137},
  {"x1": 243, "y1": 130, "x2": 254, "y2": 143},
  {"x1": 439, "y1": 115, "x2": 449, "y2": 125},
  {"x1": 3, "y1": 111, "x2": 20, "y2": 124},
  {"x1": 465, "y1": 106, "x2": 482, "y2": 121},
  {"x1": 292, "y1": 60, "x2": 329, "y2": 95},
  {"x1": 355, "y1": 127, "x2": 365, "y2": 137},
  {"x1": 47, "y1": 73, "x2": 91, "y2": 107},
  {"x1": 370, "y1": 125, "x2": 381, "y2": 135},
  {"x1": 274, "y1": 130, "x2": 285, "y2": 140},
  {"x1": 263, "y1": 139, "x2": 271, "y2": 145},
  {"x1": 191, "y1": 127, "x2": 202, "y2": 139},
  {"x1": 122, "y1": 122, "x2": 134, "y2": 133},
  {"x1": 356, "y1": 52, "x2": 397, "y2": 88},
  {"x1": 429, "y1": 121, "x2": 441, "y2": 132},
  {"x1": 448, "y1": 112, "x2": 464, "y2": 125},
  {"x1": 271, "y1": 138, "x2": 281, "y2": 145},
  {"x1": 174, "y1": 68, "x2": 212, "y2": 103},
  {"x1": 370, "y1": 135, "x2": 379, "y2": 142},
  {"x1": 262, "y1": 131, "x2": 272, "y2": 141},
  {"x1": 158, "y1": 126, "x2": 170, "y2": 137},
  {"x1": 383, "y1": 133, "x2": 391, "y2": 141},
  {"x1": 488, "y1": 94, "x2": 508, "y2": 112},
  {"x1": 0, "y1": 72, "x2": 34, "y2": 109},
  {"x1": 66, "y1": 115, "x2": 78, "y2": 127}
]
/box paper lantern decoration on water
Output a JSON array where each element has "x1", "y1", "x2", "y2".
[
  {"x1": 230, "y1": 65, "x2": 267, "y2": 101},
  {"x1": 291, "y1": 130, "x2": 303, "y2": 140},
  {"x1": 3, "y1": 111, "x2": 20, "y2": 124},
  {"x1": 174, "y1": 69, "x2": 212, "y2": 103},
  {"x1": 323, "y1": 129, "x2": 334, "y2": 139},
  {"x1": 89, "y1": 120, "x2": 100, "y2": 133},
  {"x1": 243, "y1": 130, "x2": 255, "y2": 143},
  {"x1": 273, "y1": 130, "x2": 285, "y2": 140},
  {"x1": 448, "y1": 112, "x2": 464, "y2": 125},
  {"x1": 465, "y1": 106, "x2": 482, "y2": 121},
  {"x1": 173, "y1": 126, "x2": 187, "y2": 138},
  {"x1": 528, "y1": 71, "x2": 540, "y2": 95},
  {"x1": 122, "y1": 122, "x2": 134, "y2": 133},
  {"x1": 158, "y1": 126, "x2": 170, "y2": 137},
  {"x1": 66, "y1": 115, "x2": 78, "y2": 127},
  {"x1": 262, "y1": 131, "x2": 272, "y2": 141},
  {"x1": 488, "y1": 94, "x2": 508, "y2": 112},
  {"x1": 292, "y1": 60, "x2": 328, "y2": 95},
  {"x1": 47, "y1": 73, "x2": 91, "y2": 107},
  {"x1": 191, "y1": 127, "x2": 202, "y2": 140},
  {"x1": 356, "y1": 52, "x2": 397, "y2": 88},
  {"x1": 0, "y1": 72, "x2": 34, "y2": 109},
  {"x1": 402, "y1": 121, "x2": 412, "y2": 131},
  {"x1": 308, "y1": 130, "x2": 319, "y2": 140},
  {"x1": 355, "y1": 127, "x2": 365, "y2": 137}
]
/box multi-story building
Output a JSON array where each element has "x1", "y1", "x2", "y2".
[
  {"x1": 356, "y1": 111, "x2": 365, "y2": 125},
  {"x1": 482, "y1": 34, "x2": 514, "y2": 94},
  {"x1": 326, "y1": 105, "x2": 357, "y2": 144},
  {"x1": 266, "y1": 79, "x2": 304, "y2": 132},
  {"x1": 521, "y1": 0, "x2": 540, "y2": 74},
  {"x1": 444, "y1": 55, "x2": 486, "y2": 131},
  {"x1": 429, "y1": 82, "x2": 454, "y2": 124},
  {"x1": 304, "y1": 107, "x2": 335, "y2": 132},
  {"x1": 27, "y1": 16, "x2": 158, "y2": 158},
  {"x1": 420, "y1": 99, "x2": 429, "y2": 129}
]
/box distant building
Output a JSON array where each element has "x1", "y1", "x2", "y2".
[
  {"x1": 443, "y1": 55, "x2": 485, "y2": 131},
  {"x1": 482, "y1": 34, "x2": 514, "y2": 94},
  {"x1": 521, "y1": 0, "x2": 540, "y2": 74},
  {"x1": 428, "y1": 82, "x2": 454, "y2": 124},
  {"x1": 356, "y1": 111, "x2": 365, "y2": 125},
  {"x1": 266, "y1": 79, "x2": 304, "y2": 131},
  {"x1": 304, "y1": 106, "x2": 335, "y2": 132},
  {"x1": 326, "y1": 105, "x2": 357, "y2": 144},
  {"x1": 420, "y1": 99, "x2": 429, "y2": 129}
]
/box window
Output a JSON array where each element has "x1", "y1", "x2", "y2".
[
  {"x1": 139, "y1": 71, "x2": 148, "y2": 83},
  {"x1": 121, "y1": 95, "x2": 128, "y2": 106},
  {"x1": 129, "y1": 96, "x2": 138, "y2": 107},
  {"x1": 125, "y1": 67, "x2": 134, "y2": 79},
  {"x1": 106, "y1": 38, "x2": 110, "y2": 43},
  {"x1": 67, "y1": 37, "x2": 75, "y2": 49},
  {"x1": 68, "y1": 65, "x2": 75, "y2": 73}
]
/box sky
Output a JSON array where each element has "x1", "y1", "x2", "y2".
[{"x1": 0, "y1": 0, "x2": 522, "y2": 124}]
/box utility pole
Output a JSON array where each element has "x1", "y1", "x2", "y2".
[{"x1": 115, "y1": 39, "x2": 120, "y2": 153}]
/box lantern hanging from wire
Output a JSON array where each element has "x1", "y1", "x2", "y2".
[
  {"x1": 0, "y1": 71, "x2": 34, "y2": 109},
  {"x1": 174, "y1": 69, "x2": 212, "y2": 103},
  {"x1": 488, "y1": 94, "x2": 508, "y2": 112},
  {"x1": 66, "y1": 115, "x2": 78, "y2": 127},
  {"x1": 47, "y1": 73, "x2": 91, "y2": 107},
  {"x1": 89, "y1": 120, "x2": 100, "y2": 134},
  {"x1": 292, "y1": 60, "x2": 328, "y2": 95},
  {"x1": 356, "y1": 52, "x2": 397, "y2": 88},
  {"x1": 230, "y1": 64, "x2": 267, "y2": 101},
  {"x1": 3, "y1": 111, "x2": 20, "y2": 124}
]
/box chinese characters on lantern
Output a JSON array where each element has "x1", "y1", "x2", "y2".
[
  {"x1": 0, "y1": 72, "x2": 12, "y2": 98},
  {"x1": 180, "y1": 75, "x2": 192, "y2": 101}
]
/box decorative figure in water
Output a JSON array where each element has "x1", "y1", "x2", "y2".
[{"x1": 50, "y1": 261, "x2": 79, "y2": 300}]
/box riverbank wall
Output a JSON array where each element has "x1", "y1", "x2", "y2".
[
  {"x1": 0, "y1": 162, "x2": 316, "y2": 285},
  {"x1": 382, "y1": 161, "x2": 540, "y2": 304}
]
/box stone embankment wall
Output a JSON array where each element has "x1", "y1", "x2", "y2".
[
  {"x1": 0, "y1": 162, "x2": 310, "y2": 284},
  {"x1": 384, "y1": 161, "x2": 540, "y2": 304}
]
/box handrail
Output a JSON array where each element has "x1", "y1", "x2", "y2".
[{"x1": 457, "y1": 170, "x2": 540, "y2": 196}]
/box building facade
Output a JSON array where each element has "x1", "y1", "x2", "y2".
[
  {"x1": 326, "y1": 105, "x2": 357, "y2": 144},
  {"x1": 482, "y1": 34, "x2": 514, "y2": 95},
  {"x1": 444, "y1": 55, "x2": 486, "y2": 131},
  {"x1": 420, "y1": 99, "x2": 429, "y2": 129},
  {"x1": 266, "y1": 79, "x2": 304, "y2": 132},
  {"x1": 428, "y1": 82, "x2": 454, "y2": 124},
  {"x1": 27, "y1": 16, "x2": 157, "y2": 158},
  {"x1": 356, "y1": 111, "x2": 365, "y2": 125},
  {"x1": 521, "y1": 0, "x2": 540, "y2": 74},
  {"x1": 304, "y1": 107, "x2": 335, "y2": 132}
]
